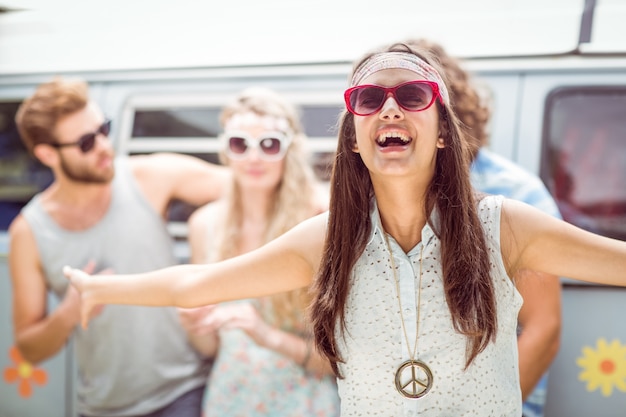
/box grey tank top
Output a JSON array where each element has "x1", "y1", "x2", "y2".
[{"x1": 22, "y1": 157, "x2": 209, "y2": 416}]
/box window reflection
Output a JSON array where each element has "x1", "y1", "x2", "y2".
[{"x1": 541, "y1": 87, "x2": 626, "y2": 241}]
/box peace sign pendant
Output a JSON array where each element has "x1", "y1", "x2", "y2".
[{"x1": 394, "y1": 360, "x2": 433, "y2": 399}]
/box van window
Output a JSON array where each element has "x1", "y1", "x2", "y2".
[
  {"x1": 131, "y1": 105, "x2": 342, "y2": 140},
  {"x1": 540, "y1": 87, "x2": 626, "y2": 241},
  {"x1": 127, "y1": 102, "x2": 342, "y2": 228},
  {"x1": 0, "y1": 101, "x2": 53, "y2": 231},
  {"x1": 300, "y1": 105, "x2": 342, "y2": 137},
  {"x1": 132, "y1": 108, "x2": 222, "y2": 138},
  {"x1": 300, "y1": 104, "x2": 342, "y2": 182}
]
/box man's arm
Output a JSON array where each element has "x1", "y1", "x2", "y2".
[
  {"x1": 515, "y1": 269, "x2": 562, "y2": 400},
  {"x1": 130, "y1": 153, "x2": 230, "y2": 216},
  {"x1": 8, "y1": 216, "x2": 80, "y2": 364}
]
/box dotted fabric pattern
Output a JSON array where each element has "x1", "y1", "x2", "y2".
[{"x1": 336, "y1": 195, "x2": 523, "y2": 416}]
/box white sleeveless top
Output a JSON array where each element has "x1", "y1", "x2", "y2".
[{"x1": 335, "y1": 195, "x2": 523, "y2": 416}]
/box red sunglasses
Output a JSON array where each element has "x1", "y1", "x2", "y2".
[{"x1": 344, "y1": 80, "x2": 442, "y2": 116}]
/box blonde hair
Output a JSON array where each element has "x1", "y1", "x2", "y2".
[{"x1": 213, "y1": 87, "x2": 319, "y2": 331}]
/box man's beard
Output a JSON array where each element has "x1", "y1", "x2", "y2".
[{"x1": 59, "y1": 156, "x2": 114, "y2": 184}]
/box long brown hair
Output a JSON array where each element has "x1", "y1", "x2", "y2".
[{"x1": 310, "y1": 42, "x2": 497, "y2": 376}]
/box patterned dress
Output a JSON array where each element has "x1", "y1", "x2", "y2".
[
  {"x1": 198, "y1": 202, "x2": 340, "y2": 417},
  {"x1": 202, "y1": 299, "x2": 340, "y2": 417}
]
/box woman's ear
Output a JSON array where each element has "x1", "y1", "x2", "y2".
[
  {"x1": 351, "y1": 140, "x2": 360, "y2": 153},
  {"x1": 437, "y1": 136, "x2": 445, "y2": 149}
]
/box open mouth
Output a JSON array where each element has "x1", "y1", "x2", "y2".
[{"x1": 376, "y1": 131, "x2": 412, "y2": 148}]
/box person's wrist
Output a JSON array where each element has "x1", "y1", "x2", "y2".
[
  {"x1": 89, "y1": 274, "x2": 111, "y2": 304},
  {"x1": 261, "y1": 325, "x2": 281, "y2": 350},
  {"x1": 59, "y1": 296, "x2": 81, "y2": 328},
  {"x1": 301, "y1": 339, "x2": 312, "y2": 369}
]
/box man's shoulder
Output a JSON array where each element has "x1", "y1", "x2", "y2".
[
  {"x1": 6, "y1": 214, "x2": 38, "y2": 263},
  {"x1": 472, "y1": 149, "x2": 561, "y2": 217},
  {"x1": 473, "y1": 148, "x2": 546, "y2": 187},
  {"x1": 7, "y1": 212, "x2": 30, "y2": 238},
  {"x1": 9, "y1": 192, "x2": 45, "y2": 232},
  {"x1": 474, "y1": 148, "x2": 535, "y2": 177}
]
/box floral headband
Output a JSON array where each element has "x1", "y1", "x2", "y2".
[
  {"x1": 350, "y1": 51, "x2": 449, "y2": 104},
  {"x1": 224, "y1": 112, "x2": 293, "y2": 135}
]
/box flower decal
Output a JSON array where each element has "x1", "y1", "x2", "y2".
[
  {"x1": 3, "y1": 346, "x2": 48, "y2": 398},
  {"x1": 577, "y1": 338, "x2": 626, "y2": 397}
]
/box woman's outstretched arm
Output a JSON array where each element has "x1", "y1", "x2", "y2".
[
  {"x1": 64, "y1": 213, "x2": 328, "y2": 328},
  {"x1": 501, "y1": 199, "x2": 626, "y2": 285}
]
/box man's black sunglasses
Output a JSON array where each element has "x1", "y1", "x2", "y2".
[{"x1": 50, "y1": 119, "x2": 112, "y2": 154}]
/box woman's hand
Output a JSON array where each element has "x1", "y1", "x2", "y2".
[
  {"x1": 178, "y1": 305, "x2": 220, "y2": 357},
  {"x1": 63, "y1": 266, "x2": 100, "y2": 329},
  {"x1": 178, "y1": 305, "x2": 219, "y2": 335},
  {"x1": 198, "y1": 303, "x2": 273, "y2": 347},
  {"x1": 178, "y1": 303, "x2": 271, "y2": 356}
]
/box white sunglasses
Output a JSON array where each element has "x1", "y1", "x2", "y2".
[{"x1": 220, "y1": 130, "x2": 292, "y2": 161}]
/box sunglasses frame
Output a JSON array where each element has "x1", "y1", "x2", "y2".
[
  {"x1": 344, "y1": 80, "x2": 442, "y2": 116},
  {"x1": 50, "y1": 119, "x2": 112, "y2": 154},
  {"x1": 221, "y1": 130, "x2": 292, "y2": 162}
]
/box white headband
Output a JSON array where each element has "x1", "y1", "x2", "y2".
[
  {"x1": 224, "y1": 112, "x2": 292, "y2": 135},
  {"x1": 350, "y1": 52, "x2": 449, "y2": 104}
]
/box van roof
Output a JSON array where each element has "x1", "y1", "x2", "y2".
[{"x1": 0, "y1": 0, "x2": 625, "y2": 76}]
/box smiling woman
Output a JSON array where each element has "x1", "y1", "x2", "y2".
[{"x1": 179, "y1": 87, "x2": 338, "y2": 417}]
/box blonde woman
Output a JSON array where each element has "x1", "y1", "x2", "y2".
[{"x1": 179, "y1": 87, "x2": 339, "y2": 417}]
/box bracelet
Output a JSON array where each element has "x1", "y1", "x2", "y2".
[{"x1": 301, "y1": 340, "x2": 312, "y2": 368}]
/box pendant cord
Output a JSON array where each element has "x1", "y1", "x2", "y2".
[{"x1": 383, "y1": 232, "x2": 424, "y2": 362}]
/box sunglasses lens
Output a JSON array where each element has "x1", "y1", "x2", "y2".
[
  {"x1": 76, "y1": 120, "x2": 111, "y2": 153},
  {"x1": 350, "y1": 87, "x2": 385, "y2": 115},
  {"x1": 78, "y1": 134, "x2": 97, "y2": 153},
  {"x1": 396, "y1": 83, "x2": 434, "y2": 111},
  {"x1": 100, "y1": 119, "x2": 112, "y2": 136},
  {"x1": 228, "y1": 137, "x2": 248, "y2": 155},
  {"x1": 259, "y1": 137, "x2": 282, "y2": 156}
]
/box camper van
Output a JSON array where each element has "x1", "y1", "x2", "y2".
[{"x1": 1, "y1": 1, "x2": 626, "y2": 416}]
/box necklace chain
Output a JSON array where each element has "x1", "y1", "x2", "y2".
[{"x1": 383, "y1": 232, "x2": 424, "y2": 361}]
